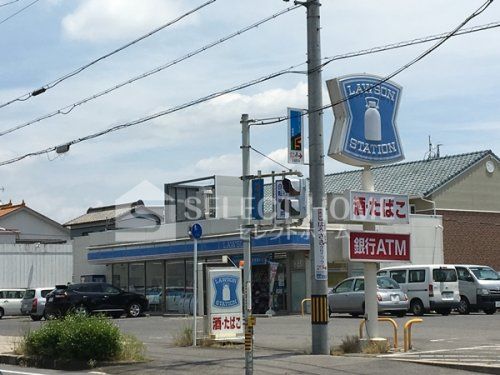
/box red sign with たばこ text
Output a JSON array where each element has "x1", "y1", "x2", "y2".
[{"x1": 349, "y1": 231, "x2": 410, "y2": 262}]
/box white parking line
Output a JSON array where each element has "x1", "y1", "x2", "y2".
[{"x1": 0, "y1": 369, "x2": 48, "y2": 375}]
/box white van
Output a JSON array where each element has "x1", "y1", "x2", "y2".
[
  {"x1": 453, "y1": 265, "x2": 500, "y2": 315},
  {"x1": 378, "y1": 265, "x2": 460, "y2": 316},
  {"x1": 0, "y1": 289, "x2": 25, "y2": 318}
]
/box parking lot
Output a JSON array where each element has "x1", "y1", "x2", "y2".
[{"x1": 1, "y1": 311, "x2": 499, "y2": 374}]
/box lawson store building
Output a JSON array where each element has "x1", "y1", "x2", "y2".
[{"x1": 68, "y1": 175, "x2": 443, "y2": 315}]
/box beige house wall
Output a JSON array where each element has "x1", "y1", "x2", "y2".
[{"x1": 430, "y1": 156, "x2": 500, "y2": 212}]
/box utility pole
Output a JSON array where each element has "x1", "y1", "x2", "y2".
[
  {"x1": 305, "y1": 0, "x2": 329, "y2": 354},
  {"x1": 241, "y1": 114, "x2": 254, "y2": 374}
]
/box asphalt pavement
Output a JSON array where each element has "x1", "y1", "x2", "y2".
[{"x1": 0, "y1": 312, "x2": 499, "y2": 374}]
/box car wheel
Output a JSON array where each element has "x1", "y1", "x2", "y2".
[
  {"x1": 73, "y1": 305, "x2": 89, "y2": 316},
  {"x1": 410, "y1": 299, "x2": 424, "y2": 316},
  {"x1": 30, "y1": 315, "x2": 42, "y2": 321},
  {"x1": 437, "y1": 308, "x2": 452, "y2": 316},
  {"x1": 457, "y1": 297, "x2": 470, "y2": 315},
  {"x1": 127, "y1": 303, "x2": 142, "y2": 318},
  {"x1": 483, "y1": 307, "x2": 496, "y2": 315},
  {"x1": 44, "y1": 311, "x2": 58, "y2": 320},
  {"x1": 0, "y1": 308, "x2": 3, "y2": 319}
]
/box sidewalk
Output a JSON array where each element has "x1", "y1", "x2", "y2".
[{"x1": 0, "y1": 336, "x2": 17, "y2": 355}]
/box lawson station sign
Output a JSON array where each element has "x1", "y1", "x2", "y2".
[{"x1": 327, "y1": 74, "x2": 404, "y2": 167}]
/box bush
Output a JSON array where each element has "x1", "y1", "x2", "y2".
[{"x1": 23, "y1": 315, "x2": 122, "y2": 361}]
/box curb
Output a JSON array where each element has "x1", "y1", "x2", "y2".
[
  {"x1": 0, "y1": 353, "x2": 146, "y2": 371},
  {"x1": 391, "y1": 358, "x2": 500, "y2": 375}
]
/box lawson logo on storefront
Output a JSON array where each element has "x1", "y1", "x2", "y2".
[
  {"x1": 212, "y1": 275, "x2": 240, "y2": 308},
  {"x1": 327, "y1": 74, "x2": 404, "y2": 167}
]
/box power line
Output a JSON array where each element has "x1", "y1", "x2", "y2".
[
  {"x1": 0, "y1": 4, "x2": 301, "y2": 138},
  {"x1": 253, "y1": 0, "x2": 495, "y2": 126},
  {"x1": 0, "y1": 0, "x2": 20, "y2": 8},
  {"x1": 0, "y1": 0, "x2": 494, "y2": 167},
  {"x1": 0, "y1": 0, "x2": 39, "y2": 26},
  {"x1": 0, "y1": 0, "x2": 216, "y2": 109},
  {"x1": 250, "y1": 146, "x2": 291, "y2": 171},
  {"x1": 0, "y1": 63, "x2": 307, "y2": 167}
]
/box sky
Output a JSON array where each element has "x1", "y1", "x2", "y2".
[{"x1": 0, "y1": 0, "x2": 499, "y2": 223}]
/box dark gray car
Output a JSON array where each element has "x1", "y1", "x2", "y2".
[{"x1": 328, "y1": 276, "x2": 409, "y2": 317}]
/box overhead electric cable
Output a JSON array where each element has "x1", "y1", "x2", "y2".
[
  {"x1": 0, "y1": 63, "x2": 307, "y2": 167},
  {"x1": 0, "y1": 0, "x2": 20, "y2": 9},
  {"x1": 0, "y1": 4, "x2": 301, "y2": 137},
  {"x1": 252, "y1": 0, "x2": 495, "y2": 126},
  {"x1": 0, "y1": 0, "x2": 216, "y2": 109},
  {"x1": 250, "y1": 146, "x2": 292, "y2": 171},
  {"x1": 0, "y1": 0, "x2": 494, "y2": 166},
  {"x1": 0, "y1": 0, "x2": 39, "y2": 26}
]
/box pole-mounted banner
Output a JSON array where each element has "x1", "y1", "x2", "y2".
[{"x1": 287, "y1": 107, "x2": 304, "y2": 164}]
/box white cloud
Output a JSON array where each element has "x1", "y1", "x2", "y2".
[{"x1": 62, "y1": 0, "x2": 196, "y2": 42}]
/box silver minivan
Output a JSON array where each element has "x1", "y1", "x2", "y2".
[
  {"x1": 378, "y1": 265, "x2": 460, "y2": 316},
  {"x1": 20, "y1": 287, "x2": 54, "y2": 321},
  {"x1": 454, "y1": 265, "x2": 500, "y2": 315}
]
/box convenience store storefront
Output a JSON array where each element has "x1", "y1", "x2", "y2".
[{"x1": 87, "y1": 232, "x2": 312, "y2": 314}]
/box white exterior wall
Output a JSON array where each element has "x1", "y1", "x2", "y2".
[
  {"x1": 0, "y1": 244, "x2": 73, "y2": 288},
  {"x1": 72, "y1": 237, "x2": 109, "y2": 283},
  {"x1": 0, "y1": 210, "x2": 69, "y2": 243}
]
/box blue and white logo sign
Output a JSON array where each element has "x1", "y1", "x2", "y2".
[
  {"x1": 327, "y1": 74, "x2": 404, "y2": 167},
  {"x1": 212, "y1": 274, "x2": 240, "y2": 308}
]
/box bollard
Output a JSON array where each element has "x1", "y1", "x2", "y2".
[
  {"x1": 301, "y1": 298, "x2": 311, "y2": 316},
  {"x1": 404, "y1": 318, "x2": 423, "y2": 352},
  {"x1": 359, "y1": 317, "x2": 399, "y2": 349}
]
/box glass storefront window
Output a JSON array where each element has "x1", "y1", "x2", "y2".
[
  {"x1": 146, "y1": 261, "x2": 164, "y2": 312},
  {"x1": 129, "y1": 262, "x2": 145, "y2": 295},
  {"x1": 112, "y1": 263, "x2": 128, "y2": 291},
  {"x1": 165, "y1": 260, "x2": 186, "y2": 313}
]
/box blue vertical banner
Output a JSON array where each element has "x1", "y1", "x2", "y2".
[
  {"x1": 251, "y1": 178, "x2": 264, "y2": 220},
  {"x1": 287, "y1": 108, "x2": 304, "y2": 164}
]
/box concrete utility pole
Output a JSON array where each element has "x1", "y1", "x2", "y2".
[
  {"x1": 362, "y1": 167, "x2": 379, "y2": 339},
  {"x1": 241, "y1": 114, "x2": 254, "y2": 374},
  {"x1": 305, "y1": 0, "x2": 329, "y2": 354}
]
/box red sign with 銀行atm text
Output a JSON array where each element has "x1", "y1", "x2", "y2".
[{"x1": 349, "y1": 231, "x2": 410, "y2": 262}]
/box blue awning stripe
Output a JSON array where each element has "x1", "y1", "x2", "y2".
[{"x1": 88, "y1": 233, "x2": 310, "y2": 262}]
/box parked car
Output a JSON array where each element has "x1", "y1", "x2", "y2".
[
  {"x1": 20, "y1": 287, "x2": 54, "y2": 321},
  {"x1": 0, "y1": 289, "x2": 25, "y2": 318},
  {"x1": 378, "y1": 264, "x2": 460, "y2": 316},
  {"x1": 453, "y1": 265, "x2": 500, "y2": 315},
  {"x1": 327, "y1": 276, "x2": 409, "y2": 317},
  {"x1": 44, "y1": 283, "x2": 149, "y2": 319}
]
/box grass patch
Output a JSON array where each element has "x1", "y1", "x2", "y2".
[
  {"x1": 362, "y1": 340, "x2": 390, "y2": 354},
  {"x1": 172, "y1": 325, "x2": 193, "y2": 347},
  {"x1": 337, "y1": 335, "x2": 361, "y2": 354},
  {"x1": 15, "y1": 314, "x2": 145, "y2": 364}
]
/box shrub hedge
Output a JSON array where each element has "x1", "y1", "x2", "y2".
[{"x1": 24, "y1": 314, "x2": 121, "y2": 361}]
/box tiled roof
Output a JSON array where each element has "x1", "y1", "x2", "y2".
[
  {"x1": 63, "y1": 200, "x2": 161, "y2": 227},
  {"x1": 324, "y1": 150, "x2": 494, "y2": 197},
  {"x1": 0, "y1": 201, "x2": 26, "y2": 218}
]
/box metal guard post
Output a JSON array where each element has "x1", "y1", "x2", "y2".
[
  {"x1": 359, "y1": 317, "x2": 399, "y2": 349},
  {"x1": 404, "y1": 318, "x2": 423, "y2": 352},
  {"x1": 301, "y1": 298, "x2": 311, "y2": 316}
]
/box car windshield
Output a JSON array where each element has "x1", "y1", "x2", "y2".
[
  {"x1": 23, "y1": 290, "x2": 35, "y2": 299},
  {"x1": 470, "y1": 267, "x2": 500, "y2": 280},
  {"x1": 377, "y1": 277, "x2": 400, "y2": 289}
]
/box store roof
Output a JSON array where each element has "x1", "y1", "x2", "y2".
[{"x1": 324, "y1": 150, "x2": 496, "y2": 197}]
